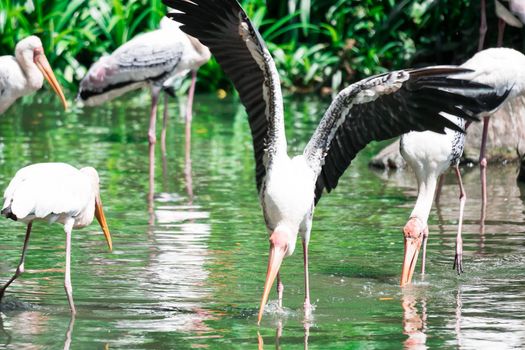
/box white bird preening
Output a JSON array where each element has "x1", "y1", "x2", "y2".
[
  {"x1": 78, "y1": 16, "x2": 210, "y2": 199},
  {"x1": 399, "y1": 47, "x2": 523, "y2": 285},
  {"x1": 0, "y1": 163, "x2": 113, "y2": 314},
  {"x1": 0, "y1": 36, "x2": 68, "y2": 114},
  {"x1": 400, "y1": 119, "x2": 468, "y2": 285},
  {"x1": 164, "y1": 0, "x2": 508, "y2": 324}
]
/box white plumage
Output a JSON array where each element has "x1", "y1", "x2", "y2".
[
  {"x1": 0, "y1": 163, "x2": 112, "y2": 314},
  {"x1": 78, "y1": 17, "x2": 210, "y2": 200},
  {"x1": 399, "y1": 48, "x2": 525, "y2": 285},
  {"x1": 165, "y1": 0, "x2": 510, "y2": 325},
  {"x1": 0, "y1": 36, "x2": 67, "y2": 114},
  {"x1": 78, "y1": 17, "x2": 210, "y2": 106}
]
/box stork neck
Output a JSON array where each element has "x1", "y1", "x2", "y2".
[
  {"x1": 410, "y1": 173, "x2": 439, "y2": 224},
  {"x1": 16, "y1": 50, "x2": 43, "y2": 91}
]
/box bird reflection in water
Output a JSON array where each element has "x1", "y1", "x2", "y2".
[
  {"x1": 135, "y1": 142, "x2": 213, "y2": 342},
  {"x1": 257, "y1": 318, "x2": 311, "y2": 350},
  {"x1": 149, "y1": 95, "x2": 194, "y2": 225},
  {"x1": 401, "y1": 291, "x2": 427, "y2": 350}
]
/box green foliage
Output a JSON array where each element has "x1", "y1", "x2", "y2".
[{"x1": 0, "y1": 0, "x2": 521, "y2": 94}]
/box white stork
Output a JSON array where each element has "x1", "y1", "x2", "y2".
[
  {"x1": 400, "y1": 47, "x2": 524, "y2": 285},
  {"x1": 163, "y1": 0, "x2": 508, "y2": 323},
  {"x1": 400, "y1": 119, "x2": 468, "y2": 285},
  {"x1": 0, "y1": 163, "x2": 113, "y2": 314},
  {"x1": 77, "y1": 17, "x2": 210, "y2": 197},
  {"x1": 0, "y1": 36, "x2": 68, "y2": 114}
]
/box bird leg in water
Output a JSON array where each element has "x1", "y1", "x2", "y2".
[
  {"x1": 186, "y1": 70, "x2": 197, "y2": 128},
  {"x1": 64, "y1": 220, "x2": 76, "y2": 314},
  {"x1": 480, "y1": 116, "x2": 490, "y2": 212},
  {"x1": 148, "y1": 87, "x2": 161, "y2": 203},
  {"x1": 0, "y1": 222, "x2": 33, "y2": 301},
  {"x1": 161, "y1": 93, "x2": 169, "y2": 157},
  {"x1": 302, "y1": 239, "x2": 312, "y2": 315},
  {"x1": 453, "y1": 165, "x2": 466, "y2": 274},
  {"x1": 478, "y1": 0, "x2": 488, "y2": 51},
  {"x1": 276, "y1": 273, "x2": 283, "y2": 308},
  {"x1": 420, "y1": 226, "x2": 429, "y2": 275}
]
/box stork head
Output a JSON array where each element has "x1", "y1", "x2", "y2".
[
  {"x1": 15, "y1": 36, "x2": 67, "y2": 110},
  {"x1": 81, "y1": 167, "x2": 112, "y2": 252},
  {"x1": 257, "y1": 225, "x2": 296, "y2": 324},
  {"x1": 400, "y1": 217, "x2": 426, "y2": 286}
]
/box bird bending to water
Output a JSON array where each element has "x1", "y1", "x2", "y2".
[
  {"x1": 401, "y1": 47, "x2": 525, "y2": 284},
  {"x1": 78, "y1": 17, "x2": 210, "y2": 198},
  {"x1": 0, "y1": 36, "x2": 68, "y2": 114},
  {"x1": 163, "y1": 0, "x2": 508, "y2": 323},
  {"x1": 400, "y1": 118, "x2": 468, "y2": 285},
  {"x1": 0, "y1": 163, "x2": 113, "y2": 314}
]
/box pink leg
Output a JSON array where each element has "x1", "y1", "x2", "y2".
[
  {"x1": 453, "y1": 165, "x2": 466, "y2": 274},
  {"x1": 64, "y1": 221, "x2": 76, "y2": 314},
  {"x1": 160, "y1": 93, "x2": 169, "y2": 157},
  {"x1": 0, "y1": 222, "x2": 32, "y2": 301},
  {"x1": 148, "y1": 87, "x2": 161, "y2": 204},
  {"x1": 480, "y1": 117, "x2": 490, "y2": 212},
  {"x1": 186, "y1": 70, "x2": 197, "y2": 125},
  {"x1": 184, "y1": 71, "x2": 196, "y2": 201},
  {"x1": 478, "y1": 0, "x2": 487, "y2": 51},
  {"x1": 276, "y1": 273, "x2": 284, "y2": 308},
  {"x1": 303, "y1": 240, "x2": 311, "y2": 313},
  {"x1": 420, "y1": 226, "x2": 429, "y2": 275},
  {"x1": 497, "y1": 19, "x2": 506, "y2": 47}
]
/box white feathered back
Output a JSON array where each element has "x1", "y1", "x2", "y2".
[{"x1": 2, "y1": 163, "x2": 93, "y2": 223}]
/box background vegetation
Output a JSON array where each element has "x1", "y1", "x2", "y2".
[{"x1": 0, "y1": 0, "x2": 524, "y2": 94}]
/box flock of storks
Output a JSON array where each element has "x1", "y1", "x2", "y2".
[{"x1": 0, "y1": 0, "x2": 524, "y2": 324}]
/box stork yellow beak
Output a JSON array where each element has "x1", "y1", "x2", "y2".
[
  {"x1": 33, "y1": 48, "x2": 68, "y2": 110},
  {"x1": 95, "y1": 195, "x2": 112, "y2": 251},
  {"x1": 258, "y1": 231, "x2": 288, "y2": 325},
  {"x1": 400, "y1": 236, "x2": 422, "y2": 286}
]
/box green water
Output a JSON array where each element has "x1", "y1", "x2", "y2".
[{"x1": 0, "y1": 92, "x2": 524, "y2": 349}]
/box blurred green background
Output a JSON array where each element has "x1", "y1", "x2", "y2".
[{"x1": 0, "y1": 0, "x2": 523, "y2": 94}]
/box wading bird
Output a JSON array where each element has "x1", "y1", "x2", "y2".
[
  {"x1": 78, "y1": 17, "x2": 210, "y2": 197},
  {"x1": 400, "y1": 47, "x2": 523, "y2": 285},
  {"x1": 0, "y1": 163, "x2": 113, "y2": 314},
  {"x1": 163, "y1": 0, "x2": 507, "y2": 323},
  {"x1": 400, "y1": 118, "x2": 469, "y2": 285},
  {"x1": 0, "y1": 36, "x2": 68, "y2": 114},
  {"x1": 479, "y1": 0, "x2": 525, "y2": 50}
]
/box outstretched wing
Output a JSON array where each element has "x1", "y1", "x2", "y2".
[
  {"x1": 304, "y1": 67, "x2": 509, "y2": 204},
  {"x1": 164, "y1": 0, "x2": 285, "y2": 192}
]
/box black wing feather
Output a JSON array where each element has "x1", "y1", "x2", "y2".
[
  {"x1": 305, "y1": 67, "x2": 510, "y2": 204},
  {"x1": 165, "y1": 0, "x2": 280, "y2": 192}
]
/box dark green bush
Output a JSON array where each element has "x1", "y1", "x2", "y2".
[{"x1": 0, "y1": 0, "x2": 522, "y2": 94}]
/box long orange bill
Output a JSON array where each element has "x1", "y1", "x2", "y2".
[
  {"x1": 257, "y1": 244, "x2": 286, "y2": 325},
  {"x1": 95, "y1": 195, "x2": 113, "y2": 251},
  {"x1": 400, "y1": 237, "x2": 422, "y2": 286},
  {"x1": 33, "y1": 50, "x2": 68, "y2": 110}
]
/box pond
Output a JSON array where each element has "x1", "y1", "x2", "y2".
[{"x1": 0, "y1": 92, "x2": 524, "y2": 349}]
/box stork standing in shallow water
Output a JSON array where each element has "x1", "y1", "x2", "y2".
[
  {"x1": 0, "y1": 163, "x2": 113, "y2": 314},
  {"x1": 163, "y1": 0, "x2": 508, "y2": 323},
  {"x1": 0, "y1": 36, "x2": 68, "y2": 114},
  {"x1": 400, "y1": 117, "x2": 468, "y2": 285},
  {"x1": 78, "y1": 17, "x2": 210, "y2": 198},
  {"x1": 400, "y1": 47, "x2": 523, "y2": 285}
]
